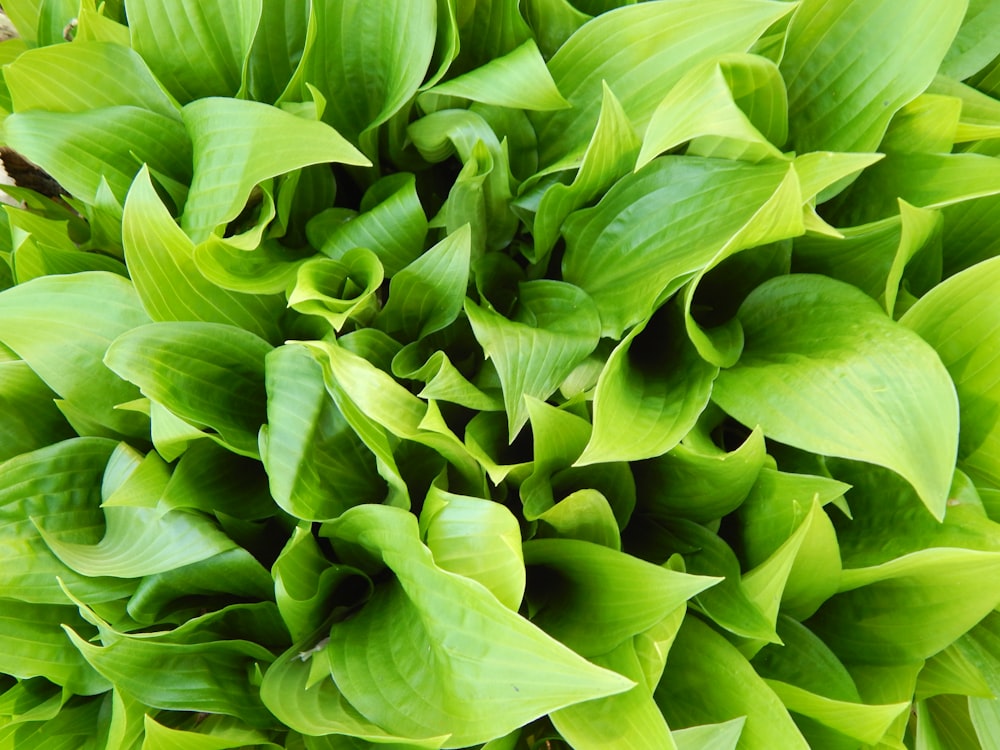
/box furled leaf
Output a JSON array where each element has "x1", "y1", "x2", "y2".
[
  {"x1": 262, "y1": 344, "x2": 385, "y2": 521},
  {"x1": 123, "y1": 166, "x2": 284, "y2": 342},
  {"x1": 287, "y1": 249, "x2": 384, "y2": 333},
  {"x1": 313, "y1": 505, "x2": 635, "y2": 746},
  {"x1": 180, "y1": 97, "x2": 370, "y2": 242},
  {"x1": 576, "y1": 303, "x2": 718, "y2": 465}
]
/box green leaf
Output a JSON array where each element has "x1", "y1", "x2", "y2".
[
  {"x1": 527, "y1": 82, "x2": 640, "y2": 262},
  {"x1": 245, "y1": 0, "x2": 309, "y2": 103},
  {"x1": 465, "y1": 280, "x2": 601, "y2": 437},
  {"x1": 901, "y1": 256, "x2": 1000, "y2": 488},
  {"x1": 287, "y1": 249, "x2": 384, "y2": 333},
  {"x1": 302, "y1": 340, "x2": 484, "y2": 493},
  {"x1": 140, "y1": 714, "x2": 283, "y2": 750},
  {"x1": 378, "y1": 225, "x2": 471, "y2": 341},
  {"x1": 272, "y1": 524, "x2": 371, "y2": 643},
  {"x1": 3, "y1": 41, "x2": 178, "y2": 117},
  {"x1": 522, "y1": 537, "x2": 719, "y2": 657},
  {"x1": 551, "y1": 636, "x2": 679, "y2": 750},
  {"x1": 0, "y1": 272, "x2": 150, "y2": 438},
  {"x1": 423, "y1": 39, "x2": 568, "y2": 111},
  {"x1": 123, "y1": 166, "x2": 284, "y2": 343},
  {"x1": 713, "y1": 274, "x2": 959, "y2": 519},
  {"x1": 180, "y1": 97, "x2": 370, "y2": 242},
  {"x1": 4, "y1": 106, "x2": 192, "y2": 204},
  {"x1": 532, "y1": 0, "x2": 794, "y2": 164},
  {"x1": 127, "y1": 0, "x2": 262, "y2": 103},
  {"x1": 37, "y1": 449, "x2": 240, "y2": 579},
  {"x1": 104, "y1": 322, "x2": 272, "y2": 458},
  {"x1": 64, "y1": 621, "x2": 275, "y2": 727},
  {"x1": 655, "y1": 616, "x2": 810, "y2": 750},
  {"x1": 314, "y1": 504, "x2": 635, "y2": 746},
  {"x1": 262, "y1": 345, "x2": 385, "y2": 521},
  {"x1": 313, "y1": 173, "x2": 428, "y2": 277},
  {"x1": 419, "y1": 483, "x2": 525, "y2": 610},
  {"x1": 577, "y1": 303, "x2": 718, "y2": 465},
  {"x1": 672, "y1": 718, "x2": 746, "y2": 750},
  {"x1": 638, "y1": 55, "x2": 784, "y2": 170},
  {"x1": 780, "y1": 0, "x2": 967, "y2": 154},
  {"x1": 631, "y1": 421, "x2": 766, "y2": 524},
  {"x1": 809, "y1": 548, "x2": 1000, "y2": 665},
  {"x1": 941, "y1": 0, "x2": 1000, "y2": 81},
  {"x1": 0, "y1": 438, "x2": 136, "y2": 605},
  {"x1": 562, "y1": 157, "x2": 797, "y2": 338},
  {"x1": 0, "y1": 359, "x2": 74, "y2": 463},
  {"x1": 297, "y1": 0, "x2": 437, "y2": 147}
]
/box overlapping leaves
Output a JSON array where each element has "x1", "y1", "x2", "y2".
[{"x1": 0, "y1": 0, "x2": 999, "y2": 748}]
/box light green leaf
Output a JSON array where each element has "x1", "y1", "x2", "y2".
[
  {"x1": 423, "y1": 39, "x2": 568, "y2": 111},
  {"x1": 314, "y1": 173, "x2": 428, "y2": 277},
  {"x1": 577, "y1": 304, "x2": 718, "y2": 465},
  {"x1": 104, "y1": 321, "x2": 272, "y2": 458},
  {"x1": 419, "y1": 483, "x2": 525, "y2": 610},
  {"x1": 534, "y1": 489, "x2": 622, "y2": 550},
  {"x1": 246, "y1": 0, "x2": 309, "y2": 103},
  {"x1": 780, "y1": 0, "x2": 967, "y2": 154},
  {"x1": 124, "y1": 166, "x2": 284, "y2": 343},
  {"x1": 533, "y1": 0, "x2": 794, "y2": 164},
  {"x1": 672, "y1": 718, "x2": 746, "y2": 750},
  {"x1": 140, "y1": 713, "x2": 282, "y2": 750},
  {"x1": 465, "y1": 280, "x2": 601, "y2": 437},
  {"x1": 971, "y1": 696, "x2": 1000, "y2": 749},
  {"x1": 316, "y1": 504, "x2": 635, "y2": 746},
  {"x1": 392, "y1": 343, "x2": 504, "y2": 412},
  {"x1": 638, "y1": 56, "x2": 784, "y2": 170},
  {"x1": 941, "y1": 0, "x2": 1000, "y2": 80},
  {"x1": 713, "y1": 274, "x2": 959, "y2": 519},
  {"x1": 764, "y1": 679, "x2": 909, "y2": 746},
  {"x1": 3, "y1": 41, "x2": 178, "y2": 117},
  {"x1": 562, "y1": 157, "x2": 795, "y2": 338},
  {"x1": 918, "y1": 644, "x2": 994, "y2": 700},
  {"x1": 810, "y1": 548, "x2": 1000, "y2": 665},
  {"x1": 523, "y1": 537, "x2": 719, "y2": 657},
  {"x1": 527, "y1": 82, "x2": 639, "y2": 262},
  {"x1": 0, "y1": 272, "x2": 150, "y2": 438},
  {"x1": 828, "y1": 152, "x2": 1000, "y2": 226},
  {"x1": 378, "y1": 225, "x2": 471, "y2": 341},
  {"x1": 37, "y1": 449, "x2": 239, "y2": 579},
  {"x1": 736, "y1": 469, "x2": 849, "y2": 618},
  {"x1": 262, "y1": 345, "x2": 385, "y2": 521},
  {"x1": 127, "y1": 0, "x2": 262, "y2": 103},
  {"x1": 298, "y1": 0, "x2": 437, "y2": 147},
  {"x1": 793, "y1": 200, "x2": 942, "y2": 318},
  {"x1": 287, "y1": 248, "x2": 384, "y2": 333},
  {"x1": 902, "y1": 256, "x2": 1000, "y2": 488},
  {"x1": 4, "y1": 106, "x2": 192, "y2": 204},
  {"x1": 180, "y1": 97, "x2": 370, "y2": 242},
  {"x1": 655, "y1": 616, "x2": 810, "y2": 750},
  {"x1": 272, "y1": 525, "x2": 371, "y2": 643},
  {"x1": 631, "y1": 423, "x2": 766, "y2": 524},
  {"x1": 551, "y1": 637, "x2": 679, "y2": 750}
]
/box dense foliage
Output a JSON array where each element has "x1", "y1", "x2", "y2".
[{"x1": 2, "y1": 0, "x2": 1000, "y2": 747}]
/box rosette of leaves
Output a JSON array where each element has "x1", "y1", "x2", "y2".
[{"x1": 2, "y1": 0, "x2": 1000, "y2": 748}]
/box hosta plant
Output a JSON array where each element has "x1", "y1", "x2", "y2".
[{"x1": 2, "y1": 0, "x2": 1000, "y2": 748}]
